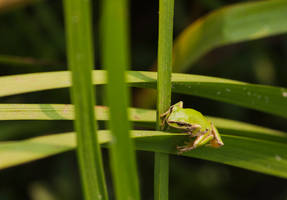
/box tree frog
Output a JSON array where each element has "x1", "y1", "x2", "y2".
[{"x1": 161, "y1": 101, "x2": 224, "y2": 153}]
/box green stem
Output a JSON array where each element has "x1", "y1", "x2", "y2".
[
  {"x1": 63, "y1": 0, "x2": 108, "y2": 199},
  {"x1": 101, "y1": 0, "x2": 141, "y2": 199},
  {"x1": 155, "y1": 0, "x2": 174, "y2": 199}
]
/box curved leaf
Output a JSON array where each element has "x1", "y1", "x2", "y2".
[
  {"x1": 0, "y1": 130, "x2": 287, "y2": 179},
  {"x1": 173, "y1": 0, "x2": 287, "y2": 71},
  {"x1": 1, "y1": 71, "x2": 287, "y2": 118},
  {"x1": 0, "y1": 104, "x2": 286, "y2": 144}
]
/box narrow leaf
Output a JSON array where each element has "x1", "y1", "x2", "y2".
[
  {"x1": 1, "y1": 71, "x2": 286, "y2": 118},
  {"x1": 173, "y1": 0, "x2": 287, "y2": 71},
  {"x1": 0, "y1": 104, "x2": 286, "y2": 144},
  {"x1": 63, "y1": 0, "x2": 108, "y2": 199},
  {"x1": 1, "y1": 131, "x2": 287, "y2": 179},
  {"x1": 155, "y1": 0, "x2": 174, "y2": 199},
  {"x1": 101, "y1": 0, "x2": 140, "y2": 199},
  {"x1": 0, "y1": 104, "x2": 154, "y2": 123}
]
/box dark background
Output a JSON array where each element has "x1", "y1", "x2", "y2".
[{"x1": 0, "y1": 0, "x2": 287, "y2": 199}]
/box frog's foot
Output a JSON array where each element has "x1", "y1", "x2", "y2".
[
  {"x1": 176, "y1": 145, "x2": 194, "y2": 154},
  {"x1": 176, "y1": 139, "x2": 194, "y2": 154},
  {"x1": 210, "y1": 123, "x2": 224, "y2": 148}
]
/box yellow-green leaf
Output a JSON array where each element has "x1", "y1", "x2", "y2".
[{"x1": 173, "y1": 0, "x2": 287, "y2": 71}]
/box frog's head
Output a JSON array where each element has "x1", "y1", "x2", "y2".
[
  {"x1": 160, "y1": 101, "x2": 184, "y2": 129},
  {"x1": 166, "y1": 101, "x2": 192, "y2": 129},
  {"x1": 172, "y1": 101, "x2": 183, "y2": 111}
]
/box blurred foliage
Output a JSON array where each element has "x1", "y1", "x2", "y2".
[{"x1": 0, "y1": 0, "x2": 287, "y2": 199}]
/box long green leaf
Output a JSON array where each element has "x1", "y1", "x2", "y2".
[
  {"x1": 0, "y1": 130, "x2": 287, "y2": 179},
  {"x1": 63, "y1": 0, "x2": 108, "y2": 199},
  {"x1": 1, "y1": 71, "x2": 287, "y2": 118},
  {"x1": 0, "y1": 104, "x2": 286, "y2": 143},
  {"x1": 101, "y1": 0, "x2": 140, "y2": 199},
  {"x1": 0, "y1": 104, "x2": 154, "y2": 122},
  {"x1": 208, "y1": 116, "x2": 287, "y2": 144},
  {"x1": 173, "y1": 0, "x2": 287, "y2": 71}
]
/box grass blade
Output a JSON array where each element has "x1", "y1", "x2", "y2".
[
  {"x1": 0, "y1": 104, "x2": 155, "y2": 123},
  {"x1": 155, "y1": 0, "x2": 174, "y2": 199},
  {"x1": 63, "y1": 0, "x2": 108, "y2": 199},
  {"x1": 1, "y1": 71, "x2": 287, "y2": 118},
  {"x1": 1, "y1": 130, "x2": 287, "y2": 178},
  {"x1": 173, "y1": 0, "x2": 287, "y2": 71},
  {"x1": 101, "y1": 0, "x2": 140, "y2": 199},
  {"x1": 1, "y1": 104, "x2": 286, "y2": 143}
]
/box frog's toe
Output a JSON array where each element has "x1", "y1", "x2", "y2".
[{"x1": 176, "y1": 145, "x2": 195, "y2": 154}]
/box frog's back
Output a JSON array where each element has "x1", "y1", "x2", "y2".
[
  {"x1": 171, "y1": 108, "x2": 210, "y2": 128},
  {"x1": 185, "y1": 108, "x2": 209, "y2": 126}
]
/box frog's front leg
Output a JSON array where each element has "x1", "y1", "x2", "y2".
[
  {"x1": 160, "y1": 105, "x2": 176, "y2": 128},
  {"x1": 188, "y1": 127, "x2": 208, "y2": 136},
  {"x1": 160, "y1": 108, "x2": 171, "y2": 128}
]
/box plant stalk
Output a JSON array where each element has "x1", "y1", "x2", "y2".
[
  {"x1": 155, "y1": 0, "x2": 175, "y2": 199},
  {"x1": 101, "y1": 0, "x2": 141, "y2": 199}
]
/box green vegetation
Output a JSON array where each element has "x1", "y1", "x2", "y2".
[
  {"x1": 63, "y1": 0, "x2": 108, "y2": 199},
  {"x1": 0, "y1": 0, "x2": 287, "y2": 199}
]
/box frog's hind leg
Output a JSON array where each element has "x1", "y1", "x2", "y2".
[
  {"x1": 193, "y1": 132, "x2": 213, "y2": 148},
  {"x1": 177, "y1": 132, "x2": 213, "y2": 154},
  {"x1": 209, "y1": 123, "x2": 224, "y2": 148}
]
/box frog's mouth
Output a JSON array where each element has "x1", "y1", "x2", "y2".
[{"x1": 168, "y1": 121, "x2": 191, "y2": 127}]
